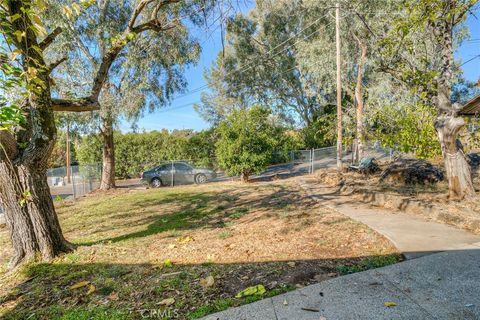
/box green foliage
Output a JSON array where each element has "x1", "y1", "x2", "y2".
[
  {"x1": 76, "y1": 130, "x2": 217, "y2": 178},
  {"x1": 215, "y1": 106, "x2": 287, "y2": 180},
  {"x1": 368, "y1": 102, "x2": 441, "y2": 159},
  {"x1": 0, "y1": 105, "x2": 25, "y2": 131},
  {"x1": 197, "y1": 1, "x2": 322, "y2": 126},
  {"x1": 301, "y1": 105, "x2": 337, "y2": 148}
]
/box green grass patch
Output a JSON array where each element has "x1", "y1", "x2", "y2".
[
  {"x1": 336, "y1": 255, "x2": 398, "y2": 275},
  {"x1": 229, "y1": 207, "x2": 249, "y2": 219},
  {"x1": 186, "y1": 284, "x2": 295, "y2": 319}
]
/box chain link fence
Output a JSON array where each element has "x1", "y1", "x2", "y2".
[
  {"x1": 47, "y1": 164, "x2": 102, "y2": 200},
  {"x1": 0, "y1": 143, "x2": 396, "y2": 224},
  {"x1": 289, "y1": 144, "x2": 394, "y2": 175}
]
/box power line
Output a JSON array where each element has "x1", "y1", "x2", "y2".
[
  {"x1": 170, "y1": 9, "x2": 337, "y2": 102},
  {"x1": 158, "y1": 17, "x2": 341, "y2": 114},
  {"x1": 166, "y1": 8, "x2": 406, "y2": 104},
  {"x1": 159, "y1": 8, "x2": 416, "y2": 114},
  {"x1": 461, "y1": 54, "x2": 480, "y2": 66}
]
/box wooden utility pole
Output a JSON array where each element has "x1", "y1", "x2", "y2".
[
  {"x1": 335, "y1": 2, "x2": 343, "y2": 169},
  {"x1": 66, "y1": 122, "x2": 71, "y2": 184}
]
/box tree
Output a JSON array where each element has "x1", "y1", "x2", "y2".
[
  {"x1": 296, "y1": 0, "x2": 396, "y2": 160},
  {"x1": 46, "y1": 0, "x2": 207, "y2": 190},
  {"x1": 379, "y1": 0, "x2": 479, "y2": 198},
  {"x1": 215, "y1": 106, "x2": 279, "y2": 182},
  {"x1": 0, "y1": 0, "x2": 216, "y2": 268},
  {"x1": 196, "y1": 0, "x2": 325, "y2": 127}
]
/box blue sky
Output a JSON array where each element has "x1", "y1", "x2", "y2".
[{"x1": 122, "y1": 5, "x2": 480, "y2": 133}]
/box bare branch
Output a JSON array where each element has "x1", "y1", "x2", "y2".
[
  {"x1": 128, "y1": 0, "x2": 156, "y2": 30},
  {"x1": 47, "y1": 57, "x2": 67, "y2": 73},
  {"x1": 39, "y1": 27, "x2": 62, "y2": 50},
  {"x1": 52, "y1": 97, "x2": 100, "y2": 112}
]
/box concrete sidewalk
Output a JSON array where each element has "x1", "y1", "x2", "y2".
[
  {"x1": 299, "y1": 179, "x2": 480, "y2": 259},
  {"x1": 203, "y1": 249, "x2": 480, "y2": 320}
]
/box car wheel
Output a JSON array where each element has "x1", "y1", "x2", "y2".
[
  {"x1": 151, "y1": 178, "x2": 162, "y2": 188},
  {"x1": 195, "y1": 173, "x2": 207, "y2": 184}
]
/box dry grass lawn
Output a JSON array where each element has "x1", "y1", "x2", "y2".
[{"x1": 0, "y1": 177, "x2": 398, "y2": 319}]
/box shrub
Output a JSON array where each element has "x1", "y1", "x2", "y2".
[{"x1": 215, "y1": 106, "x2": 280, "y2": 182}]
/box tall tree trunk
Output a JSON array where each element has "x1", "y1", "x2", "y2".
[
  {"x1": 0, "y1": 163, "x2": 72, "y2": 268},
  {"x1": 335, "y1": 2, "x2": 343, "y2": 169},
  {"x1": 435, "y1": 91, "x2": 475, "y2": 199},
  {"x1": 353, "y1": 35, "x2": 367, "y2": 163},
  {"x1": 100, "y1": 114, "x2": 116, "y2": 190},
  {"x1": 432, "y1": 19, "x2": 475, "y2": 199},
  {"x1": 0, "y1": 0, "x2": 73, "y2": 268}
]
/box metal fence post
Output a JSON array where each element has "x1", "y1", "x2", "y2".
[
  {"x1": 171, "y1": 160, "x2": 174, "y2": 187},
  {"x1": 311, "y1": 148, "x2": 314, "y2": 174},
  {"x1": 309, "y1": 149, "x2": 313, "y2": 174},
  {"x1": 71, "y1": 172, "x2": 76, "y2": 199}
]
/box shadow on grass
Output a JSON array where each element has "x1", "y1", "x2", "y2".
[
  {"x1": 0, "y1": 254, "x2": 402, "y2": 320},
  {"x1": 77, "y1": 184, "x2": 311, "y2": 246}
]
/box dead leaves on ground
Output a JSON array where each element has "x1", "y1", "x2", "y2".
[
  {"x1": 68, "y1": 280, "x2": 90, "y2": 290},
  {"x1": 199, "y1": 275, "x2": 215, "y2": 289},
  {"x1": 68, "y1": 280, "x2": 96, "y2": 296},
  {"x1": 158, "y1": 297, "x2": 175, "y2": 306}
]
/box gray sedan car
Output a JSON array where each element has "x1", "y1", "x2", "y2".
[{"x1": 140, "y1": 161, "x2": 216, "y2": 187}]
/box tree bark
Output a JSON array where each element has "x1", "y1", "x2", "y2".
[
  {"x1": 100, "y1": 114, "x2": 116, "y2": 190},
  {"x1": 353, "y1": 35, "x2": 367, "y2": 163},
  {"x1": 0, "y1": 163, "x2": 73, "y2": 268},
  {"x1": 432, "y1": 17, "x2": 475, "y2": 199},
  {"x1": 335, "y1": 2, "x2": 343, "y2": 169},
  {"x1": 435, "y1": 114, "x2": 475, "y2": 198},
  {"x1": 240, "y1": 171, "x2": 249, "y2": 183}
]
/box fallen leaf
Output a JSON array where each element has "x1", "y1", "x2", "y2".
[
  {"x1": 86, "y1": 284, "x2": 96, "y2": 295},
  {"x1": 163, "y1": 259, "x2": 173, "y2": 268},
  {"x1": 107, "y1": 291, "x2": 119, "y2": 301},
  {"x1": 168, "y1": 244, "x2": 176, "y2": 249},
  {"x1": 384, "y1": 301, "x2": 397, "y2": 308},
  {"x1": 235, "y1": 285, "x2": 266, "y2": 298},
  {"x1": 69, "y1": 280, "x2": 90, "y2": 290},
  {"x1": 158, "y1": 298, "x2": 175, "y2": 306},
  {"x1": 160, "y1": 271, "x2": 182, "y2": 278},
  {"x1": 287, "y1": 261, "x2": 296, "y2": 267},
  {"x1": 176, "y1": 236, "x2": 193, "y2": 244},
  {"x1": 200, "y1": 275, "x2": 215, "y2": 288}
]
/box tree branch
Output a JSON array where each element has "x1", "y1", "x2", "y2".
[
  {"x1": 39, "y1": 27, "x2": 62, "y2": 50},
  {"x1": 90, "y1": 0, "x2": 183, "y2": 99},
  {"x1": 47, "y1": 57, "x2": 67, "y2": 73},
  {"x1": 52, "y1": 97, "x2": 100, "y2": 112}
]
